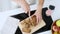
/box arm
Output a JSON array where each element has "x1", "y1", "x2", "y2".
[
  {"x1": 34, "y1": 0, "x2": 44, "y2": 23},
  {"x1": 13, "y1": 0, "x2": 30, "y2": 13},
  {"x1": 36, "y1": 0, "x2": 44, "y2": 14}
]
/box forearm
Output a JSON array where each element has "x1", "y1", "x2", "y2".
[
  {"x1": 36, "y1": 0, "x2": 44, "y2": 14},
  {"x1": 14, "y1": 0, "x2": 30, "y2": 12},
  {"x1": 14, "y1": 0, "x2": 28, "y2": 7}
]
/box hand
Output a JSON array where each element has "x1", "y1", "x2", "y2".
[
  {"x1": 23, "y1": 3, "x2": 30, "y2": 13},
  {"x1": 22, "y1": 2, "x2": 30, "y2": 17},
  {"x1": 13, "y1": 0, "x2": 30, "y2": 16},
  {"x1": 33, "y1": 11, "x2": 42, "y2": 23}
]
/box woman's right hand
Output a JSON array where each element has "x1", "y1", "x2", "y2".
[
  {"x1": 20, "y1": 0, "x2": 30, "y2": 16},
  {"x1": 19, "y1": 0, "x2": 30, "y2": 15},
  {"x1": 22, "y1": 3, "x2": 30, "y2": 14},
  {"x1": 22, "y1": 3, "x2": 30, "y2": 17},
  {"x1": 14, "y1": 0, "x2": 30, "y2": 16}
]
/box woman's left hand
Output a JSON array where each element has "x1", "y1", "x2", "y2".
[{"x1": 33, "y1": 11, "x2": 42, "y2": 23}]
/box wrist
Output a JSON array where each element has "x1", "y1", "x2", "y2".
[{"x1": 36, "y1": 10, "x2": 42, "y2": 14}]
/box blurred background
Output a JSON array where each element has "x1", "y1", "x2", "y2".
[
  {"x1": 0, "y1": 0, "x2": 37, "y2": 12},
  {"x1": 0, "y1": 0, "x2": 60, "y2": 34}
]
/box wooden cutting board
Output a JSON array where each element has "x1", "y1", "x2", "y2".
[{"x1": 18, "y1": 16, "x2": 46, "y2": 34}]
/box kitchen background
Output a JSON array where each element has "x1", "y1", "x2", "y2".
[
  {"x1": 0, "y1": 0, "x2": 54, "y2": 12},
  {"x1": 0, "y1": 0, "x2": 37, "y2": 12},
  {"x1": 0, "y1": 0, "x2": 60, "y2": 34}
]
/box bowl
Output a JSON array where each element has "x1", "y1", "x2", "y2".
[{"x1": 51, "y1": 19, "x2": 60, "y2": 34}]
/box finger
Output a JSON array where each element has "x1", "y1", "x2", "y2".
[
  {"x1": 25, "y1": 11, "x2": 28, "y2": 13},
  {"x1": 38, "y1": 16, "x2": 42, "y2": 22},
  {"x1": 36, "y1": 16, "x2": 39, "y2": 23},
  {"x1": 29, "y1": 11, "x2": 30, "y2": 17},
  {"x1": 37, "y1": 16, "x2": 40, "y2": 23},
  {"x1": 38, "y1": 16, "x2": 40, "y2": 23},
  {"x1": 24, "y1": 9, "x2": 29, "y2": 13}
]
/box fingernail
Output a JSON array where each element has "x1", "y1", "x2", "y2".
[{"x1": 25, "y1": 11, "x2": 27, "y2": 13}]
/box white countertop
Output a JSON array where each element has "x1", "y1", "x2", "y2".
[{"x1": 0, "y1": 0, "x2": 60, "y2": 34}]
